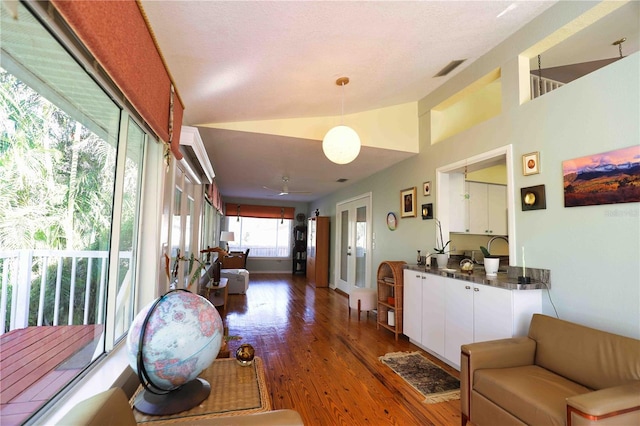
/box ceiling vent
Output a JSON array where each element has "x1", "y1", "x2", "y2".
[{"x1": 434, "y1": 59, "x2": 466, "y2": 77}]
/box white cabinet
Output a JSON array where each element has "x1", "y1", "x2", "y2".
[
  {"x1": 422, "y1": 274, "x2": 446, "y2": 357},
  {"x1": 403, "y1": 270, "x2": 422, "y2": 342},
  {"x1": 450, "y1": 179, "x2": 507, "y2": 236},
  {"x1": 404, "y1": 267, "x2": 543, "y2": 370},
  {"x1": 444, "y1": 280, "x2": 541, "y2": 369},
  {"x1": 403, "y1": 271, "x2": 446, "y2": 358},
  {"x1": 468, "y1": 182, "x2": 507, "y2": 235},
  {"x1": 444, "y1": 280, "x2": 474, "y2": 365},
  {"x1": 473, "y1": 283, "x2": 513, "y2": 342}
]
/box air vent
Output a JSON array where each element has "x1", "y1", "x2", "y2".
[
  {"x1": 336, "y1": 178, "x2": 349, "y2": 183},
  {"x1": 434, "y1": 59, "x2": 466, "y2": 77}
]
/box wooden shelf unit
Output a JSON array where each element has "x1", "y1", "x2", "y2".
[
  {"x1": 292, "y1": 224, "x2": 307, "y2": 275},
  {"x1": 307, "y1": 216, "x2": 330, "y2": 287},
  {"x1": 376, "y1": 260, "x2": 406, "y2": 341}
]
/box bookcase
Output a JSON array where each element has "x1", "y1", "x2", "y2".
[
  {"x1": 376, "y1": 260, "x2": 406, "y2": 341},
  {"x1": 292, "y1": 224, "x2": 307, "y2": 275}
]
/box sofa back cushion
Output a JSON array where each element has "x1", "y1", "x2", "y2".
[{"x1": 528, "y1": 314, "x2": 640, "y2": 390}]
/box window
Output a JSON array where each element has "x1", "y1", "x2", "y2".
[
  {"x1": 0, "y1": 3, "x2": 148, "y2": 422},
  {"x1": 226, "y1": 217, "x2": 292, "y2": 257}
]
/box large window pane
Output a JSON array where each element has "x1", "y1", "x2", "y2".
[
  {"x1": 227, "y1": 218, "x2": 292, "y2": 257},
  {"x1": 114, "y1": 118, "x2": 145, "y2": 340},
  {"x1": 0, "y1": 3, "x2": 143, "y2": 423}
]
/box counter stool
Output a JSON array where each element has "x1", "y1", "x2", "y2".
[{"x1": 349, "y1": 288, "x2": 377, "y2": 321}]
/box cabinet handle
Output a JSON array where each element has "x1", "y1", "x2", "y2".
[
  {"x1": 474, "y1": 287, "x2": 480, "y2": 292},
  {"x1": 465, "y1": 285, "x2": 471, "y2": 290},
  {"x1": 416, "y1": 275, "x2": 421, "y2": 278}
]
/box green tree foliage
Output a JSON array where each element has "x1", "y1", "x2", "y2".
[{"x1": 0, "y1": 68, "x2": 130, "y2": 329}]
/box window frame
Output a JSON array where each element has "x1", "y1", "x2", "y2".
[
  {"x1": 0, "y1": 2, "x2": 160, "y2": 421},
  {"x1": 226, "y1": 216, "x2": 293, "y2": 259}
]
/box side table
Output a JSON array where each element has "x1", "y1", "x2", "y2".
[
  {"x1": 132, "y1": 357, "x2": 271, "y2": 423},
  {"x1": 205, "y1": 277, "x2": 228, "y2": 310}
]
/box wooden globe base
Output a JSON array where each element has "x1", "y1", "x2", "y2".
[{"x1": 134, "y1": 378, "x2": 211, "y2": 415}]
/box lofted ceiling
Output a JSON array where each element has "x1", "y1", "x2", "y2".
[{"x1": 139, "y1": 1, "x2": 637, "y2": 202}]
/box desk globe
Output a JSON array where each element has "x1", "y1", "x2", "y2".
[{"x1": 126, "y1": 289, "x2": 224, "y2": 415}]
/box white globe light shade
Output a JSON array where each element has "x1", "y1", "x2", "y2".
[{"x1": 322, "y1": 125, "x2": 361, "y2": 165}]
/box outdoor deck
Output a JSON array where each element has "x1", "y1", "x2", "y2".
[{"x1": 0, "y1": 325, "x2": 102, "y2": 426}]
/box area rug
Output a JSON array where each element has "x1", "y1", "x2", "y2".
[{"x1": 379, "y1": 351, "x2": 460, "y2": 404}]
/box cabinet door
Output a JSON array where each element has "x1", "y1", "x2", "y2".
[
  {"x1": 473, "y1": 284, "x2": 513, "y2": 343},
  {"x1": 487, "y1": 184, "x2": 507, "y2": 235},
  {"x1": 467, "y1": 182, "x2": 489, "y2": 234},
  {"x1": 422, "y1": 274, "x2": 446, "y2": 357},
  {"x1": 444, "y1": 280, "x2": 474, "y2": 368},
  {"x1": 403, "y1": 270, "x2": 422, "y2": 342},
  {"x1": 449, "y1": 174, "x2": 469, "y2": 233}
]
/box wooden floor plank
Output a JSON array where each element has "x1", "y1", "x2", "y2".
[{"x1": 224, "y1": 273, "x2": 461, "y2": 425}]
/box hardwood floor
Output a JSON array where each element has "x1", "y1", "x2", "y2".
[{"x1": 223, "y1": 273, "x2": 462, "y2": 426}]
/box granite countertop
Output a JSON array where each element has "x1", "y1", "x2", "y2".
[{"x1": 404, "y1": 264, "x2": 550, "y2": 290}]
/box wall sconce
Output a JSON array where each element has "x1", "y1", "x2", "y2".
[
  {"x1": 422, "y1": 203, "x2": 433, "y2": 220},
  {"x1": 520, "y1": 185, "x2": 546, "y2": 211}
]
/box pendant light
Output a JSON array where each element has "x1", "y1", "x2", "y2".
[{"x1": 322, "y1": 77, "x2": 361, "y2": 165}]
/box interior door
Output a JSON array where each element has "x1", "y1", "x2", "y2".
[{"x1": 335, "y1": 194, "x2": 371, "y2": 293}]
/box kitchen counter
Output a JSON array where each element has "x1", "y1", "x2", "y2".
[{"x1": 405, "y1": 264, "x2": 550, "y2": 290}]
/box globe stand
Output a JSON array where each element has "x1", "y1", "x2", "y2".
[{"x1": 133, "y1": 378, "x2": 211, "y2": 415}]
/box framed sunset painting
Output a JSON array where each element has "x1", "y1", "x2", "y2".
[{"x1": 563, "y1": 145, "x2": 640, "y2": 207}]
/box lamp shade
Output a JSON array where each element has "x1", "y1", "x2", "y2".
[
  {"x1": 322, "y1": 125, "x2": 361, "y2": 165},
  {"x1": 220, "y1": 231, "x2": 235, "y2": 242}
]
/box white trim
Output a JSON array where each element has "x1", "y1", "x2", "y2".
[{"x1": 180, "y1": 126, "x2": 215, "y2": 183}]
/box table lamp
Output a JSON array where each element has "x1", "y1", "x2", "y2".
[{"x1": 220, "y1": 231, "x2": 235, "y2": 252}]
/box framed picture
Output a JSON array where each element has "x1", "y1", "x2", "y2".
[
  {"x1": 522, "y1": 152, "x2": 540, "y2": 175},
  {"x1": 563, "y1": 145, "x2": 640, "y2": 207},
  {"x1": 423, "y1": 181, "x2": 431, "y2": 196},
  {"x1": 401, "y1": 187, "x2": 417, "y2": 218}
]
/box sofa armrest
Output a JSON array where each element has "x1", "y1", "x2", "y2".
[
  {"x1": 460, "y1": 337, "x2": 536, "y2": 425},
  {"x1": 567, "y1": 381, "x2": 640, "y2": 426}
]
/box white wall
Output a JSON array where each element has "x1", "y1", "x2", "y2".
[{"x1": 312, "y1": 2, "x2": 639, "y2": 338}]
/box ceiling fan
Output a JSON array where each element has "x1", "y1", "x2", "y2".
[{"x1": 263, "y1": 176, "x2": 311, "y2": 196}]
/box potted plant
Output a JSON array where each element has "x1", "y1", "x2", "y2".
[
  {"x1": 480, "y1": 246, "x2": 500, "y2": 276},
  {"x1": 433, "y1": 219, "x2": 451, "y2": 269}
]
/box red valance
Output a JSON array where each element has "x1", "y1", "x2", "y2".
[
  {"x1": 50, "y1": 0, "x2": 184, "y2": 160},
  {"x1": 225, "y1": 204, "x2": 295, "y2": 220}
]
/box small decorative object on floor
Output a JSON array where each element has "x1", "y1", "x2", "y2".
[
  {"x1": 236, "y1": 343, "x2": 255, "y2": 366},
  {"x1": 379, "y1": 351, "x2": 460, "y2": 404}
]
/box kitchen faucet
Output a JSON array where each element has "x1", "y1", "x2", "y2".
[{"x1": 487, "y1": 235, "x2": 509, "y2": 254}]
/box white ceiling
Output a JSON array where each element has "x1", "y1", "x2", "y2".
[{"x1": 139, "y1": 1, "x2": 637, "y2": 202}]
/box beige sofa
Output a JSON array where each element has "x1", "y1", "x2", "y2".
[
  {"x1": 57, "y1": 387, "x2": 304, "y2": 425},
  {"x1": 461, "y1": 314, "x2": 640, "y2": 426}
]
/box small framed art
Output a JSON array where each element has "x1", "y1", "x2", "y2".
[
  {"x1": 423, "y1": 181, "x2": 431, "y2": 196},
  {"x1": 401, "y1": 187, "x2": 417, "y2": 218},
  {"x1": 522, "y1": 152, "x2": 540, "y2": 176}
]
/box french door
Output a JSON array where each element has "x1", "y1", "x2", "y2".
[{"x1": 335, "y1": 194, "x2": 372, "y2": 293}]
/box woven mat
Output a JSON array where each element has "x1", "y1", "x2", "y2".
[{"x1": 133, "y1": 357, "x2": 271, "y2": 423}]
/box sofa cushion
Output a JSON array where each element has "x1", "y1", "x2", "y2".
[
  {"x1": 528, "y1": 314, "x2": 640, "y2": 390},
  {"x1": 474, "y1": 365, "x2": 591, "y2": 426}
]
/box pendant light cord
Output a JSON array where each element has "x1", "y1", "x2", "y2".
[{"x1": 340, "y1": 81, "x2": 345, "y2": 125}]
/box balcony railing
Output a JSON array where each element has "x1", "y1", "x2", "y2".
[
  {"x1": 0, "y1": 249, "x2": 131, "y2": 335},
  {"x1": 530, "y1": 74, "x2": 564, "y2": 99}
]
